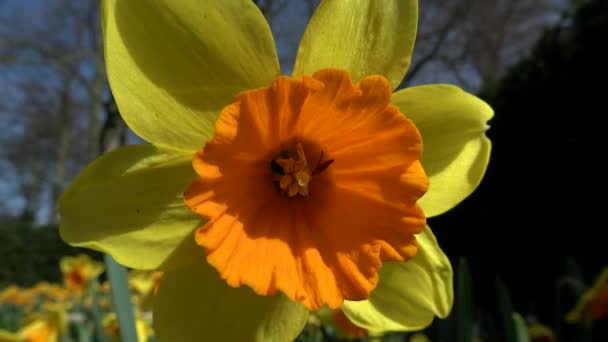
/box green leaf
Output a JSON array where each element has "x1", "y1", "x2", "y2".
[
  {"x1": 105, "y1": 254, "x2": 138, "y2": 342},
  {"x1": 512, "y1": 312, "x2": 530, "y2": 342},
  {"x1": 76, "y1": 322, "x2": 93, "y2": 342},
  {"x1": 496, "y1": 277, "x2": 516, "y2": 342},
  {"x1": 564, "y1": 257, "x2": 584, "y2": 281},
  {"x1": 455, "y1": 257, "x2": 474, "y2": 342},
  {"x1": 89, "y1": 283, "x2": 108, "y2": 342}
]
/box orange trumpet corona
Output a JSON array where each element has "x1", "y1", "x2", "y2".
[{"x1": 184, "y1": 69, "x2": 429, "y2": 310}]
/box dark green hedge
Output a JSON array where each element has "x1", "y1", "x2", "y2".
[{"x1": 0, "y1": 221, "x2": 102, "y2": 287}]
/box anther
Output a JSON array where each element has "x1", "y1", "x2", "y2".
[{"x1": 270, "y1": 142, "x2": 333, "y2": 197}]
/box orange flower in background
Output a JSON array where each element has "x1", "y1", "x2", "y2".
[
  {"x1": 0, "y1": 306, "x2": 66, "y2": 342},
  {"x1": 528, "y1": 322, "x2": 556, "y2": 342},
  {"x1": 43, "y1": 284, "x2": 71, "y2": 304},
  {"x1": 60, "y1": 254, "x2": 104, "y2": 293},
  {"x1": 128, "y1": 270, "x2": 164, "y2": 311},
  {"x1": 102, "y1": 312, "x2": 150, "y2": 342},
  {"x1": 567, "y1": 267, "x2": 608, "y2": 325},
  {"x1": 184, "y1": 69, "x2": 428, "y2": 310},
  {"x1": 0, "y1": 286, "x2": 25, "y2": 306},
  {"x1": 589, "y1": 289, "x2": 608, "y2": 319},
  {"x1": 128, "y1": 270, "x2": 164, "y2": 298},
  {"x1": 98, "y1": 297, "x2": 111, "y2": 310},
  {"x1": 17, "y1": 320, "x2": 55, "y2": 342},
  {"x1": 101, "y1": 281, "x2": 111, "y2": 293}
]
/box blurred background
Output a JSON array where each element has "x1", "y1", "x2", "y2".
[{"x1": 0, "y1": 0, "x2": 604, "y2": 341}]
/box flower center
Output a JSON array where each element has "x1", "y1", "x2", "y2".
[
  {"x1": 270, "y1": 142, "x2": 334, "y2": 197},
  {"x1": 66, "y1": 270, "x2": 86, "y2": 289},
  {"x1": 590, "y1": 289, "x2": 608, "y2": 319}
]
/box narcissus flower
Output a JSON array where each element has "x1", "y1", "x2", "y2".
[
  {"x1": 59, "y1": 254, "x2": 104, "y2": 294},
  {"x1": 128, "y1": 270, "x2": 163, "y2": 295},
  {"x1": 0, "y1": 285, "x2": 24, "y2": 306},
  {"x1": 528, "y1": 322, "x2": 556, "y2": 342},
  {"x1": 103, "y1": 312, "x2": 151, "y2": 342},
  {"x1": 60, "y1": 0, "x2": 493, "y2": 340},
  {"x1": 566, "y1": 267, "x2": 608, "y2": 325},
  {"x1": 128, "y1": 270, "x2": 163, "y2": 311},
  {"x1": 184, "y1": 68, "x2": 429, "y2": 311},
  {"x1": 0, "y1": 306, "x2": 66, "y2": 342}
]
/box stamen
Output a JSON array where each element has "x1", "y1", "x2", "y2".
[
  {"x1": 295, "y1": 171, "x2": 310, "y2": 187},
  {"x1": 270, "y1": 142, "x2": 333, "y2": 197}
]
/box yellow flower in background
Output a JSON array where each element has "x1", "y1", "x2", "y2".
[
  {"x1": 128, "y1": 270, "x2": 163, "y2": 311},
  {"x1": 528, "y1": 322, "x2": 556, "y2": 342},
  {"x1": 566, "y1": 267, "x2": 608, "y2": 325},
  {"x1": 0, "y1": 286, "x2": 24, "y2": 306},
  {"x1": 98, "y1": 297, "x2": 111, "y2": 310},
  {"x1": 59, "y1": 0, "x2": 492, "y2": 340},
  {"x1": 7, "y1": 320, "x2": 56, "y2": 342},
  {"x1": 128, "y1": 270, "x2": 163, "y2": 297},
  {"x1": 30, "y1": 282, "x2": 51, "y2": 296},
  {"x1": 101, "y1": 280, "x2": 111, "y2": 293},
  {"x1": 46, "y1": 285, "x2": 71, "y2": 306},
  {"x1": 103, "y1": 312, "x2": 150, "y2": 342},
  {"x1": 83, "y1": 296, "x2": 95, "y2": 309},
  {"x1": 0, "y1": 284, "x2": 72, "y2": 314},
  {"x1": 60, "y1": 254, "x2": 104, "y2": 294},
  {"x1": 0, "y1": 286, "x2": 38, "y2": 312},
  {"x1": 0, "y1": 306, "x2": 66, "y2": 342},
  {"x1": 30, "y1": 282, "x2": 71, "y2": 306}
]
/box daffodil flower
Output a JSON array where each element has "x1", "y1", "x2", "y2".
[
  {"x1": 59, "y1": 254, "x2": 104, "y2": 294},
  {"x1": 0, "y1": 306, "x2": 66, "y2": 342},
  {"x1": 566, "y1": 267, "x2": 608, "y2": 325},
  {"x1": 103, "y1": 312, "x2": 151, "y2": 342},
  {"x1": 60, "y1": 0, "x2": 493, "y2": 340},
  {"x1": 128, "y1": 270, "x2": 163, "y2": 311},
  {"x1": 128, "y1": 270, "x2": 163, "y2": 297},
  {"x1": 528, "y1": 322, "x2": 556, "y2": 342},
  {"x1": 0, "y1": 285, "x2": 23, "y2": 306}
]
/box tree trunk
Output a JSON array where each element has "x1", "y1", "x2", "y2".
[
  {"x1": 87, "y1": 18, "x2": 107, "y2": 161},
  {"x1": 48, "y1": 73, "x2": 75, "y2": 223},
  {"x1": 100, "y1": 95, "x2": 127, "y2": 154}
]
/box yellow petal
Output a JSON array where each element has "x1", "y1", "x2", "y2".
[
  {"x1": 102, "y1": 0, "x2": 280, "y2": 150},
  {"x1": 292, "y1": 0, "x2": 418, "y2": 90},
  {"x1": 154, "y1": 262, "x2": 309, "y2": 342},
  {"x1": 392, "y1": 85, "x2": 493, "y2": 217},
  {"x1": 59, "y1": 144, "x2": 205, "y2": 270},
  {"x1": 0, "y1": 330, "x2": 19, "y2": 342},
  {"x1": 341, "y1": 226, "x2": 453, "y2": 332},
  {"x1": 18, "y1": 319, "x2": 58, "y2": 342},
  {"x1": 590, "y1": 268, "x2": 608, "y2": 293},
  {"x1": 528, "y1": 322, "x2": 556, "y2": 340},
  {"x1": 566, "y1": 268, "x2": 608, "y2": 324}
]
